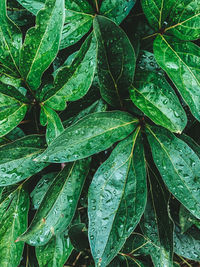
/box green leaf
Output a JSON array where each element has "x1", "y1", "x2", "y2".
[
  {"x1": 174, "y1": 225, "x2": 200, "y2": 261},
  {"x1": 130, "y1": 71, "x2": 187, "y2": 133},
  {"x1": 0, "y1": 126, "x2": 25, "y2": 146},
  {"x1": 30, "y1": 172, "x2": 56, "y2": 210},
  {"x1": 0, "y1": 0, "x2": 22, "y2": 73},
  {"x1": 140, "y1": 169, "x2": 174, "y2": 267},
  {"x1": 60, "y1": 0, "x2": 94, "y2": 49},
  {"x1": 100, "y1": 0, "x2": 136, "y2": 24},
  {"x1": 93, "y1": 15, "x2": 136, "y2": 107},
  {"x1": 40, "y1": 105, "x2": 64, "y2": 145},
  {"x1": 166, "y1": 0, "x2": 200, "y2": 41},
  {"x1": 19, "y1": 0, "x2": 65, "y2": 90},
  {"x1": 35, "y1": 232, "x2": 73, "y2": 267},
  {"x1": 88, "y1": 128, "x2": 147, "y2": 267},
  {"x1": 63, "y1": 99, "x2": 107, "y2": 128},
  {"x1": 18, "y1": 158, "x2": 91, "y2": 246},
  {"x1": 153, "y1": 35, "x2": 200, "y2": 121},
  {"x1": 36, "y1": 111, "x2": 138, "y2": 163},
  {"x1": 141, "y1": 0, "x2": 175, "y2": 30},
  {"x1": 179, "y1": 204, "x2": 200, "y2": 233},
  {"x1": 0, "y1": 92, "x2": 28, "y2": 138},
  {"x1": 16, "y1": 0, "x2": 45, "y2": 15},
  {"x1": 0, "y1": 135, "x2": 48, "y2": 186},
  {"x1": 146, "y1": 125, "x2": 200, "y2": 219},
  {"x1": 43, "y1": 33, "x2": 96, "y2": 110},
  {"x1": 68, "y1": 223, "x2": 89, "y2": 251},
  {"x1": 0, "y1": 186, "x2": 29, "y2": 267},
  {"x1": 178, "y1": 134, "x2": 200, "y2": 159}
]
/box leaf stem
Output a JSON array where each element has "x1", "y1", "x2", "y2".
[
  {"x1": 95, "y1": 0, "x2": 99, "y2": 13},
  {"x1": 142, "y1": 32, "x2": 158, "y2": 40}
]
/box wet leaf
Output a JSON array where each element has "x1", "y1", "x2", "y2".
[
  {"x1": 36, "y1": 232, "x2": 73, "y2": 266},
  {"x1": 0, "y1": 127, "x2": 25, "y2": 146},
  {"x1": 18, "y1": 158, "x2": 91, "y2": 246},
  {"x1": 130, "y1": 71, "x2": 187, "y2": 133},
  {"x1": 174, "y1": 225, "x2": 200, "y2": 261},
  {"x1": 30, "y1": 172, "x2": 57, "y2": 210},
  {"x1": 0, "y1": 0, "x2": 22, "y2": 73},
  {"x1": 179, "y1": 204, "x2": 200, "y2": 233},
  {"x1": 16, "y1": 0, "x2": 45, "y2": 15},
  {"x1": 166, "y1": 0, "x2": 200, "y2": 40},
  {"x1": 141, "y1": 0, "x2": 175, "y2": 30},
  {"x1": 68, "y1": 223, "x2": 89, "y2": 251},
  {"x1": 40, "y1": 105, "x2": 64, "y2": 145},
  {"x1": 178, "y1": 134, "x2": 200, "y2": 159},
  {"x1": 154, "y1": 35, "x2": 200, "y2": 121},
  {"x1": 43, "y1": 33, "x2": 96, "y2": 110},
  {"x1": 20, "y1": 0, "x2": 65, "y2": 90},
  {"x1": 88, "y1": 128, "x2": 147, "y2": 267},
  {"x1": 0, "y1": 186, "x2": 29, "y2": 267},
  {"x1": 100, "y1": 0, "x2": 136, "y2": 24},
  {"x1": 146, "y1": 125, "x2": 200, "y2": 219},
  {"x1": 0, "y1": 135, "x2": 48, "y2": 186},
  {"x1": 36, "y1": 111, "x2": 138, "y2": 163},
  {"x1": 93, "y1": 15, "x2": 136, "y2": 107}
]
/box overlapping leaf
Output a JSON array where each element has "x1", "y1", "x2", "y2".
[
  {"x1": 36, "y1": 111, "x2": 138, "y2": 163},
  {"x1": 0, "y1": 135, "x2": 48, "y2": 186},
  {"x1": 88, "y1": 128, "x2": 147, "y2": 267},
  {"x1": 36, "y1": 232, "x2": 73, "y2": 266},
  {"x1": 0, "y1": 0, "x2": 22, "y2": 73},
  {"x1": 40, "y1": 105, "x2": 64, "y2": 145},
  {"x1": 16, "y1": 0, "x2": 45, "y2": 15},
  {"x1": 154, "y1": 35, "x2": 200, "y2": 121},
  {"x1": 100, "y1": 0, "x2": 136, "y2": 25},
  {"x1": 94, "y1": 15, "x2": 136, "y2": 107},
  {"x1": 43, "y1": 33, "x2": 96, "y2": 110},
  {"x1": 146, "y1": 125, "x2": 200, "y2": 219},
  {"x1": 0, "y1": 187, "x2": 29, "y2": 267},
  {"x1": 130, "y1": 70, "x2": 187, "y2": 133},
  {"x1": 20, "y1": 0, "x2": 65, "y2": 90},
  {"x1": 18, "y1": 158, "x2": 91, "y2": 246},
  {"x1": 166, "y1": 0, "x2": 200, "y2": 40},
  {"x1": 141, "y1": 0, "x2": 175, "y2": 30}
]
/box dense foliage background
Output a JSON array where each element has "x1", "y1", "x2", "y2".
[{"x1": 0, "y1": 0, "x2": 200, "y2": 266}]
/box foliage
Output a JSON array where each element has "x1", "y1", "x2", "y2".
[{"x1": 0, "y1": 0, "x2": 200, "y2": 266}]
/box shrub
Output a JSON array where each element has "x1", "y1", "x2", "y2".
[{"x1": 0, "y1": 0, "x2": 200, "y2": 266}]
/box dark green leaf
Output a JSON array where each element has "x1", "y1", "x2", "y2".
[
  {"x1": 0, "y1": 0, "x2": 22, "y2": 73},
  {"x1": 0, "y1": 135, "x2": 48, "y2": 186},
  {"x1": 141, "y1": 0, "x2": 175, "y2": 30},
  {"x1": 43, "y1": 33, "x2": 96, "y2": 110},
  {"x1": 166, "y1": 0, "x2": 200, "y2": 40},
  {"x1": 36, "y1": 111, "x2": 138, "y2": 163},
  {"x1": 178, "y1": 134, "x2": 200, "y2": 159},
  {"x1": 153, "y1": 35, "x2": 200, "y2": 121},
  {"x1": 0, "y1": 126, "x2": 25, "y2": 146},
  {"x1": 19, "y1": 0, "x2": 65, "y2": 90},
  {"x1": 16, "y1": 0, "x2": 45, "y2": 15},
  {"x1": 93, "y1": 15, "x2": 136, "y2": 107},
  {"x1": 18, "y1": 158, "x2": 91, "y2": 246},
  {"x1": 130, "y1": 71, "x2": 187, "y2": 133},
  {"x1": 179, "y1": 205, "x2": 200, "y2": 233},
  {"x1": 30, "y1": 172, "x2": 56, "y2": 210},
  {"x1": 68, "y1": 223, "x2": 89, "y2": 251},
  {"x1": 146, "y1": 125, "x2": 200, "y2": 219},
  {"x1": 40, "y1": 105, "x2": 64, "y2": 145},
  {"x1": 100, "y1": 0, "x2": 136, "y2": 24},
  {"x1": 35, "y1": 232, "x2": 73, "y2": 266},
  {"x1": 88, "y1": 128, "x2": 147, "y2": 267},
  {"x1": 174, "y1": 225, "x2": 200, "y2": 261},
  {"x1": 0, "y1": 186, "x2": 29, "y2": 267}
]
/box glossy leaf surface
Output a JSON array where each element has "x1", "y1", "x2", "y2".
[
  {"x1": 94, "y1": 15, "x2": 135, "y2": 107},
  {"x1": 0, "y1": 0, "x2": 22, "y2": 72},
  {"x1": 40, "y1": 105, "x2": 64, "y2": 145},
  {"x1": 20, "y1": 0, "x2": 65, "y2": 90},
  {"x1": 43, "y1": 34, "x2": 96, "y2": 110},
  {"x1": 88, "y1": 128, "x2": 147, "y2": 267},
  {"x1": 0, "y1": 91, "x2": 27, "y2": 138},
  {"x1": 100, "y1": 0, "x2": 136, "y2": 24},
  {"x1": 146, "y1": 125, "x2": 200, "y2": 219},
  {"x1": 141, "y1": 0, "x2": 175, "y2": 30},
  {"x1": 179, "y1": 204, "x2": 200, "y2": 233},
  {"x1": 0, "y1": 127, "x2": 25, "y2": 146},
  {"x1": 154, "y1": 35, "x2": 200, "y2": 121},
  {"x1": 16, "y1": 0, "x2": 45, "y2": 15},
  {"x1": 0, "y1": 187, "x2": 29, "y2": 266},
  {"x1": 130, "y1": 71, "x2": 187, "y2": 133},
  {"x1": 0, "y1": 135, "x2": 48, "y2": 186},
  {"x1": 166, "y1": 0, "x2": 200, "y2": 40},
  {"x1": 18, "y1": 158, "x2": 90, "y2": 246},
  {"x1": 36, "y1": 232, "x2": 73, "y2": 266},
  {"x1": 36, "y1": 111, "x2": 138, "y2": 163}
]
